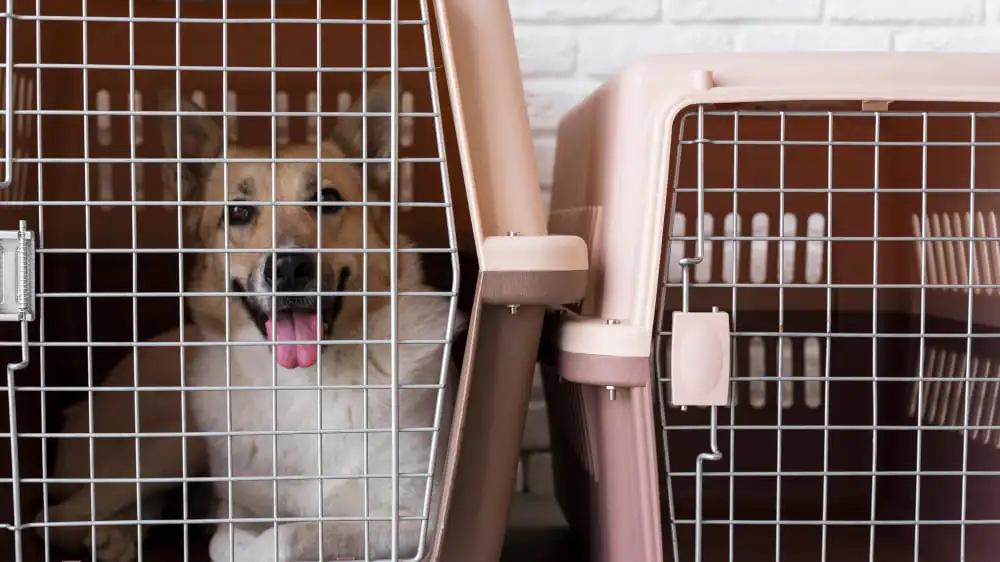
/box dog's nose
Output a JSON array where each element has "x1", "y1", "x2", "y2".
[{"x1": 264, "y1": 252, "x2": 316, "y2": 291}]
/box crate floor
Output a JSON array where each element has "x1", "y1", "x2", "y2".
[{"x1": 13, "y1": 493, "x2": 578, "y2": 562}]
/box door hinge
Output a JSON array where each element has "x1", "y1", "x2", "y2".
[{"x1": 0, "y1": 220, "x2": 35, "y2": 322}]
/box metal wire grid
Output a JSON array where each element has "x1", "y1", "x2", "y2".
[
  {"x1": 0, "y1": 2, "x2": 462, "y2": 562},
  {"x1": 653, "y1": 105, "x2": 1000, "y2": 562}
]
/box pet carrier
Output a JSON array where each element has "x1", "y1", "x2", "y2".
[
  {"x1": 544, "y1": 52, "x2": 1000, "y2": 562},
  {"x1": 0, "y1": 1, "x2": 589, "y2": 562}
]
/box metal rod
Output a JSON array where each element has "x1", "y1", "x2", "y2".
[
  {"x1": 389, "y1": 0, "x2": 401, "y2": 558},
  {"x1": 0, "y1": 0, "x2": 14, "y2": 189},
  {"x1": 5, "y1": 318, "x2": 28, "y2": 562}
]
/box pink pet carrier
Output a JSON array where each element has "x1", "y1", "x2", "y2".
[{"x1": 544, "y1": 53, "x2": 1000, "y2": 562}]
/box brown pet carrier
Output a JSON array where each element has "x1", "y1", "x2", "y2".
[{"x1": 0, "y1": 1, "x2": 589, "y2": 561}]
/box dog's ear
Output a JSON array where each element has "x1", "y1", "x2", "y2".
[
  {"x1": 158, "y1": 90, "x2": 223, "y2": 203},
  {"x1": 329, "y1": 76, "x2": 394, "y2": 200}
]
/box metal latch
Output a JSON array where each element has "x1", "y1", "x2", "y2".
[
  {"x1": 0, "y1": 220, "x2": 36, "y2": 322},
  {"x1": 668, "y1": 104, "x2": 732, "y2": 408},
  {"x1": 673, "y1": 105, "x2": 728, "y2": 562}
]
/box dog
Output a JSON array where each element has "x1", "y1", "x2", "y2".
[{"x1": 36, "y1": 76, "x2": 465, "y2": 562}]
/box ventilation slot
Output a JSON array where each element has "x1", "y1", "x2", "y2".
[
  {"x1": 276, "y1": 91, "x2": 290, "y2": 145},
  {"x1": 306, "y1": 91, "x2": 318, "y2": 144},
  {"x1": 911, "y1": 214, "x2": 939, "y2": 287},
  {"x1": 15, "y1": 73, "x2": 28, "y2": 139},
  {"x1": 987, "y1": 363, "x2": 1000, "y2": 447},
  {"x1": 694, "y1": 213, "x2": 713, "y2": 283},
  {"x1": 730, "y1": 345, "x2": 739, "y2": 407},
  {"x1": 719, "y1": 337, "x2": 824, "y2": 411},
  {"x1": 912, "y1": 212, "x2": 998, "y2": 294},
  {"x1": 722, "y1": 212, "x2": 740, "y2": 283},
  {"x1": 96, "y1": 89, "x2": 112, "y2": 147},
  {"x1": 749, "y1": 336, "x2": 766, "y2": 409},
  {"x1": 133, "y1": 90, "x2": 144, "y2": 147},
  {"x1": 990, "y1": 212, "x2": 1000, "y2": 297},
  {"x1": 969, "y1": 357, "x2": 987, "y2": 442},
  {"x1": 925, "y1": 348, "x2": 946, "y2": 424},
  {"x1": 134, "y1": 90, "x2": 145, "y2": 202},
  {"x1": 400, "y1": 90, "x2": 415, "y2": 210},
  {"x1": 749, "y1": 213, "x2": 769, "y2": 284},
  {"x1": 975, "y1": 211, "x2": 992, "y2": 295},
  {"x1": 227, "y1": 90, "x2": 239, "y2": 142},
  {"x1": 780, "y1": 337, "x2": 793, "y2": 409},
  {"x1": 951, "y1": 212, "x2": 969, "y2": 294},
  {"x1": 781, "y1": 214, "x2": 797, "y2": 284},
  {"x1": 942, "y1": 213, "x2": 960, "y2": 292},
  {"x1": 805, "y1": 213, "x2": 825, "y2": 284},
  {"x1": 96, "y1": 89, "x2": 113, "y2": 210},
  {"x1": 4, "y1": 72, "x2": 36, "y2": 203},
  {"x1": 933, "y1": 214, "x2": 949, "y2": 290},
  {"x1": 667, "y1": 213, "x2": 685, "y2": 283},
  {"x1": 401, "y1": 91, "x2": 415, "y2": 147},
  {"x1": 803, "y1": 337, "x2": 822, "y2": 409},
  {"x1": 911, "y1": 346, "x2": 999, "y2": 448}
]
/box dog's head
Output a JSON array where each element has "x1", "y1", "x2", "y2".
[{"x1": 160, "y1": 78, "x2": 421, "y2": 369}]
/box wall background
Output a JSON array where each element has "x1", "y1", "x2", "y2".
[
  {"x1": 509, "y1": 0, "x2": 1000, "y2": 495},
  {"x1": 512, "y1": 0, "x2": 1000, "y2": 203}
]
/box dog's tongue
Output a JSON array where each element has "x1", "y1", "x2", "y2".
[{"x1": 265, "y1": 311, "x2": 319, "y2": 369}]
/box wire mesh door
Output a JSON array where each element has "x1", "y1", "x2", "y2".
[
  {"x1": 0, "y1": 1, "x2": 473, "y2": 561},
  {"x1": 655, "y1": 102, "x2": 1000, "y2": 562}
]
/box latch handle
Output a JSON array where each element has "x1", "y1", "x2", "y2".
[{"x1": 669, "y1": 309, "x2": 731, "y2": 407}]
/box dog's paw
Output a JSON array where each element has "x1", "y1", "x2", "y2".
[
  {"x1": 33, "y1": 507, "x2": 86, "y2": 551},
  {"x1": 209, "y1": 525, "x2": 262, "y2": 562},
  {"x1": 84, "y1": 526, "x2": 137, "y2": 562}
]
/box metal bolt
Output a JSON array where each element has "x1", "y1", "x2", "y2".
[
  {"x1": 508, "y1": 304, "x2": 520, "y2": 315},
  {"x1": 507, "y1": 231, "x2": 520, "y2": 237},
  {"x1": 606, "y1": 318, "x2": 621, "y2": 325},
  {"x1": 606, "y1": 385, "x2": 617, "y2": 401}
]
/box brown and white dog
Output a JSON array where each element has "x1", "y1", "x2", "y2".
[{"x1": 37, "y1": 77, "x2": 465, "y2": 562}]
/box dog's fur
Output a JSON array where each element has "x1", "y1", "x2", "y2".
[{"x1": 36, "y1": 78, "x2": 465, "y2": 562}]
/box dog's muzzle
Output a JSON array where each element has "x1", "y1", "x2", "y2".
[{"x1": 232, "y1": 253, "x2": 349, "y2": 370}]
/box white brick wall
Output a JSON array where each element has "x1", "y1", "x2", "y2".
[{"x1": 512, "y1": 0, "x2": 1000, "y2": 200}]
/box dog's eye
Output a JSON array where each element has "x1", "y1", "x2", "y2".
[
  {"x1": 318, "y1": 187, "x2": 344, "y2": 215},
  {"x1": 227, "y1": 204, "x2": 256, "y2": 226}
]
